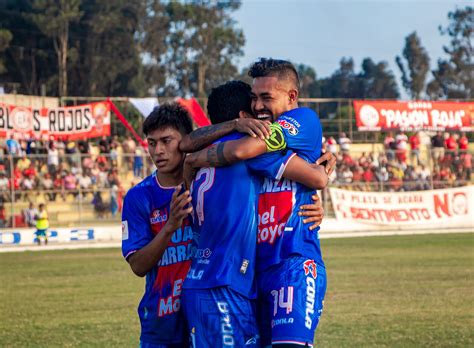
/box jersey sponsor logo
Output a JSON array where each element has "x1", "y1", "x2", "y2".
[
  {"x1": 187, "y1": 268, "x2": 204, "y2": 280},
  {"x1": 258, "y1": 183, "x2": 294, "y2": 245},
  {"x1": 265, "y1": 123, "x2": 286, "y2": 152},
  {"x1": 158, "y1": 278, "x2": 183, "y2": 317},
  {"x1": 258, "y1": 205, "x2": 285, "y2": 244},
  {"x1": 303, "y1": 260, "x2": 317, "y2": 279},
  {"x1": 278, "y1": 118, "x2": 299, "y2": 136},
  {"x1": 121, "y1": 220, "x2": 129, "y2": 240},
  {"x1": 195, "y1": 247, "x2": 212, "y2": 258},
  {"x1": 271, "y1": 317, "x2": 294, "y2": 328},
  {"x1": 195, "y1": 247, "x2": 212, "y2": 264},
  {"x1": 150, "y1": 208, "x2": 168, "y2": 224},
  {"x1": 305, "y1": 277, "x2": 316, "y2": 329},
  {"x1": 261, "y1": 177, "x2": 296, "y2": 193},
  {"x1": 217, "y1": 301, "x2": 235, "y2": 347},
  {"x1": 158, "y1": 243, "x2": 194, "y2": 266}
]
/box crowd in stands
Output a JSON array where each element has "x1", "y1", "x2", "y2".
[
  {"x1": 0, "y1": 129, "x2": 471, "y2": 226},
  {"x1": 326, "y1": 131, "x2": 472, "y2": 192},
  {"x1": 0, "y1": 135, "x2": 149, "y2": 224}
]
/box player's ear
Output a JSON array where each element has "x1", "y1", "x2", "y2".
[
  {"x1": 288, "y1": 89, "x2": 298, "y2": 104},
  {"x1": 239, "y1": 110, "x2": 253, "y2": 119}
]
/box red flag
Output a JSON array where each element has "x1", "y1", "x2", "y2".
[{"x1": 177, "y1": 98, "x2": 211, "y2": 127}]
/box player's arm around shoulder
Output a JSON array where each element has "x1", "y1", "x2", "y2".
[
  {"x1": 183, "y1": 122, "x2": 285, "y2": 169},
  {"x1": 126, "y1": 187, "x2": 192, "y2": 277},
  {"x1": 179, "y1": 118, "x2": 271, "y2": 152},
  {"x1": 283, "y1": 155, "x2": 328, "y2": 190}
]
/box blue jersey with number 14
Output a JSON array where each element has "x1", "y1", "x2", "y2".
[{"x1": 183, "y1": 132, "x2": 295, "y2": 299}]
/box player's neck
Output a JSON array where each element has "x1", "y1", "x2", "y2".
[{"x1": 156, "y1": 170, "x2": 183, "y2": 188}]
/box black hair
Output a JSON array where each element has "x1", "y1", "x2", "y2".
[
  {"x1": 143, "y1": 103, "x2": 193, "y2": 136},
  {"x1": 207, "y1": 80, "x2": 252, "y2": 125},
  {"x1": 248, "y1": 58, "x2": 300, "y2": 91}
]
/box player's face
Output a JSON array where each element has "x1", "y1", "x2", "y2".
[
  {"x1": 147, "y1": 127, "x2": 185, "y2": 175},
  {"x1": 251, "y1": 76, "x2": 293, "y2": 122}
]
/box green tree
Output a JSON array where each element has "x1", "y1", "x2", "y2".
[
  {"x1": 322, "y1": 57, "x2": 357, "y2": 98},
  {"x1": 427, "y1": 6, "x2": 473, "y2": 99},
  {"x1": 147, "y1": 1, "x2": 244, "y2": 97},
  {"x1": 358, "y1": 58, "x2": 399, "y2": 99},
  {"x1": 0, "y1": 29, "x2": 13, "y2": 74},
  {"x1": 296, "y1": 63, "x2": 321, "y2": 98},
  {"x1": 0, "y1": 0, "x2": 57, "y2": 95},
  {"x1": 396, "y1": 31, "x2": 430, "y2": 99},
  {"x1": 69, "y1": 0, "x2": 148, "y2": 97},
  {"x1": 30, "y1": 0, "x2": 83, "y2": 97}
]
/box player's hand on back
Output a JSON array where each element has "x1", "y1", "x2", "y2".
[
  {"x1": 298, "y1": 194, "x2": 324, "y2": 231},
  {"x1": 316, "y1": 151, "x2": 336, "y2": 176},
  {"x1": 235, "y1": 117, "x2": 272, "y2": 140},
  {"x1": 167, "y1": 185, "x2": 193, "y2": 231}
]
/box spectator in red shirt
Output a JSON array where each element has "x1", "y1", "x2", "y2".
[
  {"x1": 445, "y1": 133, "x2": 458, "y2": 154},
  {"x1": 459, "y1": 132, "x2": 469, "y2": 153},
  {"x1": 409, "y1": 132, "x2": 421, "y2": 166},
  {"x1": 461, "y1": 152, "x2": 472, "y2": 180},
  {"x1": 23, "y1": 162, "x2": 37, "y2": 178}
]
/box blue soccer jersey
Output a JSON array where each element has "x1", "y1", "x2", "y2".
[
  {"x1": 256, "y1": 107, "x2": 325, "y2": 272},
  {"x1": 183, "y1": 132, "x2": 295, "y2": 299},
  {"x1": 122, "y1": 172, "x2": 194, "y2": 346}
]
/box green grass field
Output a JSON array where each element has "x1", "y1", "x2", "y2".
[{"x1": 1, "y1": 233, "x2": 473, "y2": 347}]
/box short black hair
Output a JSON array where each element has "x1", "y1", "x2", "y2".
[
  {"x1": 207, "y1": 80, "x2": 252, "y2": 125},
  {"x1": 248, "y1": 58, "x2": 300, "y2": 91},
  {"x1": 143, "y1": 103, "x2": 193, "y2": 136}
]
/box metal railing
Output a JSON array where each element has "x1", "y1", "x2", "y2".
[{"x1": 0, "y1": 145, "x2": 472, "y2": 227}]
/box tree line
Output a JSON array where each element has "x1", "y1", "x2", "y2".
[{"x1": 0, "y1": 1, "x2": 471, "y2": 100}]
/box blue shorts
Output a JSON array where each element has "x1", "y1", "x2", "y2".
[
  {"x1": 181, "y1": 286, "x2": 260, "y2": 348},
  {"x1": 35, "y1": 229, "x2": 47, "y2": 237},
  {"x1": 257, "y1": 257, "x2": 327, "y2": 346}
]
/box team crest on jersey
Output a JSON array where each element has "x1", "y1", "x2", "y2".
[
  {"x1": 303, "y1": 259, "x2": 317, "y2": 279},
  {"x1": 277, "y1": 118, "x2": 299, "y2": 136},
  {"x1": 151, "y1": 209, "x2": 168, "y2": 224}
]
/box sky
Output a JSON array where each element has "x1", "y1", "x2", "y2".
[{"x1": 233, "y1": 0, "x2": 471, "y2": 99}]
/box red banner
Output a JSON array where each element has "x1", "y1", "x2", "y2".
[
  {"x1": 0, "y1": 101, "x2": 111, "y2": 140},
  {"x1": 354, "y1": 100, "x2": 474, "y2": 132}
]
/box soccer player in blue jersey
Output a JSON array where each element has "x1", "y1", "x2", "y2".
[
  {"x1": 122, "y1": 102, "x2": 288, "y2": 347},
  {"x1": 181, "y1": 80, "x2": 329, "y2": 347},
  {"x1": 182, "y1": 59, "x2": 332, "y2": 347},
  {"x1": 121, "y1": 103, "x2": 195, "y2": 348}
]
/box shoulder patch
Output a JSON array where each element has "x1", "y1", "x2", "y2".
[{"x1": 264, "y1": 123, "x2": 286, "y2": 152}]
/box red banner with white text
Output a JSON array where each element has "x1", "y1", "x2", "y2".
[
  {"x1": 354, "y1": 100, "x2": 474, "y2": 132},
  {"x1": 0, "y1": 101, "x2": 111, "y2": 140},
  {"x1": 329, "y1": 186, "x2": 474, "y2": 228}
]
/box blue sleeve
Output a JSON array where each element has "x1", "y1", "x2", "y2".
[
  {"x1": 245, "y1": 150, "x2": 296, "y2": 181},
  {"x1": 276, "y1": 108, "x2": 322, "y2": 161},
  {"x1": 121, "y1": 188, "x2": 152, "y2": 260}
]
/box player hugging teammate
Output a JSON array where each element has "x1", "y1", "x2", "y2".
[{"x1": 122, "y1": 58, "x2": 335, "y2": 348}]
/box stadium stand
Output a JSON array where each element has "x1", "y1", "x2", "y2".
[{"x1": 0, "y1": 123, "x2": 472, "y2": 228}]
